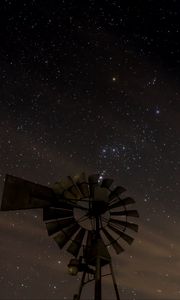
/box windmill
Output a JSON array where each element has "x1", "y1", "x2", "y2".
[{"x1": 1, "y1": 172, "x2": 139, "y2": 300}]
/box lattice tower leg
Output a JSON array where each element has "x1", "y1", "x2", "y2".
[
  {"x1": 73, "y1": 270, "x2": 86, "y2": 300},
  {"x1": 109, "y1": 261, "x2": 121, "y2": 300}
]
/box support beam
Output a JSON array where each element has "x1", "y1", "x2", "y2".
[
  {"x1": 95, "y1": 257, "x2": 101, "y2": 300},
  {"x1": 94, "y1": 216, "x2": 102, "y2": 300},
  {"x1": 74, "y1": 270, "x2": 86, "y2": 300},
  {"x1": 109, "y1": 262, "x2": 121, "y2": 300}
]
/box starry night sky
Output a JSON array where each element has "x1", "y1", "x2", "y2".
[{"x1": 0, "y1": 1, "x2": 180, "y2": 299}]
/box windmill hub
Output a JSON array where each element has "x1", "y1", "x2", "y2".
[
  {"x1": 89, "y1": 199, "x2": 108, "y2": 216},
  {"x1": 74, "y1": 203, "x2": 110, "y2": 231}
]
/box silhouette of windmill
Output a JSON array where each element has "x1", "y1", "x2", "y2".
[{"x1": 1, "y1": 173, "x2": 139, "y2": 300}]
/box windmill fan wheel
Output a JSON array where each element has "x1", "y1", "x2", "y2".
[{"x1": 43, "y1": 172, "x2": 139, "y2": 260}]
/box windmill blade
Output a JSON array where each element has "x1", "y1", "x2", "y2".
[
  {"x1": 67, "y1": 176, "x2": 83, "y2": 199},
  {"x1": 101, "y1": 227, "x2": 124, "y2": 254},
  {"x1": 1, "y1": 174, "x2": 55, "y2": 211},
  {"x1": 109, "y1": 186, "x2": 126, "y2": 202},
  {"x1": 74, "y1": 172, "x2": 90, "y2": 198},
  {"x1": 107, "y1": 224, "x2": 134, "y2": 245},
  {"x1": 45, "y1": 217, "x2": 75, "y2": 236},
  {"x1": 43, "y1": 208, "x2": 73, "y2": 221},
  {"x1": 109, "y1": 197, "x2": 135, "y2": 209},
  {"x1": 67, "y1": 228, "x2": 86, "y2": 257},
  {"x1": 110, "y1": 209, "x2": 139, "y2": 218},
  {"x1": 101, "y1": 178, "x2": 114, "y2": 189},
  {"x1": 53, "y1": 181, "x2": 64, "y2": 195},
  {"x1": 88, "y1": 174, "x2": 99, "y2": 197},
  {"x1": 109, "y1": 218, "x2": 139, "y2": 232},
  {"x1": 54, "y1": 223, "x2": 80, "y2": 249},
  {"x1": 53, "y1": 180, "x2": 77, "y2": 200},
  {"x1": 55, "y1": 199, "x2": 89, "y2": 212}
]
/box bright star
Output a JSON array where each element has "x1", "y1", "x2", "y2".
[{"x1": 156, "y1": 109, "x2": 160, "y2": 114}]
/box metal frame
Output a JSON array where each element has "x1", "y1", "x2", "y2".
[{"x1": 73, "y1": 215, "x2": 121, "y2": 300}]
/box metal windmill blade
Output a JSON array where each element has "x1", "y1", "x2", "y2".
[
  {"x1": 109, "y1": 218, "x2": 139, "y2": 232},
  {"x1": 53, "y1": 222, "x2": 80, "y2": 249},
  {"x1": 67, "y1": 228, "x2": 86, "y2": 257},
  {"x1": 108, "y1": 197, "x2": 135, "y2": 209},
  {"x1": 101, "y1": 227, "x2": 124, "y2": 254},
  {"x1": 108, "y1": 186, "x2": 127, "y2": 203},
  {"x1": 43, "y1": 207, "x2": 74, "y2": 221},
  {"x1": 53, "y1": 177, "x2": 80, "y2": 200},
  {"x1": 107, "y1": 224, "x2": 134, "y2": 245},
  {"x1": 73, "y1": 172, "x2": 90, "y2": 198},
  {"x1": 45, "y1": 218, "x2": 76, "y2": 236},
  {"x1": 67, "y1": 176, "x2": 83, "y2": 199},
  {"x1": 110, "y1": 209, "x2": 139, "y2": 218}
]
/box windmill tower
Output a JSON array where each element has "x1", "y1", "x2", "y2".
[{"x1": 1, "y1": 172, "x2": 139, "y2": 300}]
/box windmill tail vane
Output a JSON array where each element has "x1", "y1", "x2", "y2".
[{"x1": 0, "y1": 172, "x2": 139, "y2": 300}]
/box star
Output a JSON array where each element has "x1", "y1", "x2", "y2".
[{"x1": 155, "y1": 108, "x2": 160, "y2": 114}]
